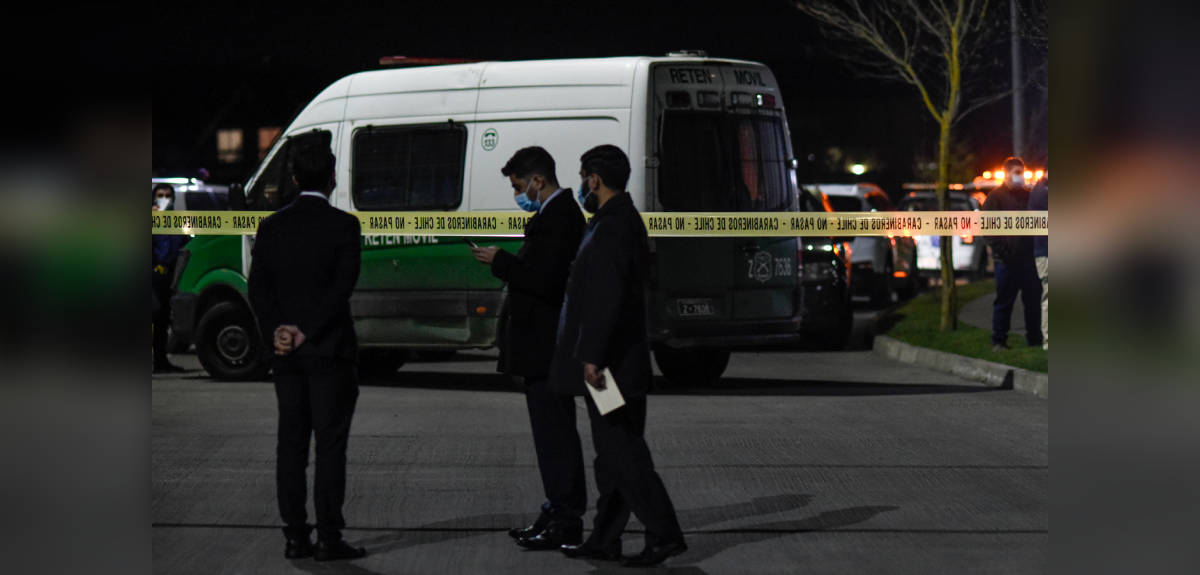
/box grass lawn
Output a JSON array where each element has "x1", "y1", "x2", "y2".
[{"x1": 881, "y1": 279, "x2": 1048, "y2": 373}]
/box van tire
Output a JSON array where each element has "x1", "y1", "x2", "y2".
[
  {"x1": 653, "y1": 345, "x2": 731, "y2": 388},
  {"x1": 358, "y1": 349, "x2": 410, "y2": 378},
  {"x1": 195, "y1": 302, "x2": 269, "y2": 381}
]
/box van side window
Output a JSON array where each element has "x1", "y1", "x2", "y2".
[
  {"x1": 352, "y1": 124, "x2": 467, "y2": 211},
  {"x1": 245, "y1": 129, "x2": 332, "y2": 211}
]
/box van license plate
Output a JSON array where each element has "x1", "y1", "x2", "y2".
[{"x1": 678, "y1": 299, "x2": 715, "y2": 316}]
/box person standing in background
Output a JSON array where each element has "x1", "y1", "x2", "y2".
[
  {"x1": 152, "y1": 183, "x2": 188, "y2": 373},
  {"x1": 983, "y1": 157, "x2": 1044, "y2": 351},
  {"x1": 1028, "y1": 166, "x2": 1048, "y2": 350}
]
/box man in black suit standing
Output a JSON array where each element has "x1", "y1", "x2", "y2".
[
  {"x1": 248, "y1": 144, "x2": 367, "y2": 562},
  {"x1": 552, "y1": 145, "x2": 686, "y2": 567},
  {"x1": 470, "y1": 146, "x2": 588, "y2": 551}
]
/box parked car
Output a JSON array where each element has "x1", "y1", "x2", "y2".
[
  {"x1": 798, "y1": 187, "x2": 853, "y2": 350},
  {"x1": 804, "y1": 183, "x2": 918, "y2": 306},
  {"x1": 898, "y1": 190, "x2": 989, "y2": 279}
]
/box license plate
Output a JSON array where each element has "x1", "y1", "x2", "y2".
[{"x1": 677, "y1": 299, "x2": 715, "y2": 316}]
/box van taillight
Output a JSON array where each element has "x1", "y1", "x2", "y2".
[
  {"x1": 666, "y1": 91, "x2": 690, "y2": 108},
  {"x1": 697, "y1": 91, "x2": 720, "y2": 108},
  {"x1": 758, "y1": 94, "x2": 776, "y2": 108}
]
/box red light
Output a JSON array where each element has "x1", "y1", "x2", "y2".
[
  {"x1": 894, "y1": 271, "x2": 908, "y2": 278},
  {"x1": 961, "y1": 235, "x2": 974, "y2": 244},
  {"x1": 758, "y1": 94, "x2": 776, "y2": 108}
]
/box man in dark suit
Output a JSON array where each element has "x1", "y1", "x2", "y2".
[
  {"x1": 470, "y1": 146, "x2": 588, "y2": 550},
  {"x1": 551, "y1": 145, "x2": 686, "y2": 567},
  {"x1": 248, "y1": 144, "x2": 367, "y2": 562}
]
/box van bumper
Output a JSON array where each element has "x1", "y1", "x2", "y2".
[{"x1": 652, "y1": 316, "x2": 802, "y2": 348}]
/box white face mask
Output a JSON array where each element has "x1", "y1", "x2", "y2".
[
  {"x1": 1009, "y1": 174, "x2": 1026, "y2": 186},
  {"x1": 156, "y1": 197, "x2": 171, "y2": 210}
]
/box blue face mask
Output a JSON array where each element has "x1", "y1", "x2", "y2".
[
  {"x1": 578, "y1": 174, "x2": 599, "y2": 213},
  {"x1": 514, "y1": 179, "x2": 540, "y2": 212}
]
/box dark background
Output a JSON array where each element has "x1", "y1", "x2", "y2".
[{"x1": 153, "y1": 0, "x2": 1047, "y2": 199}]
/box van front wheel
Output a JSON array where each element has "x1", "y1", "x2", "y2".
[
  {"x1": 653, "y1": 345, "x2": 731, "y2": 388},
  {"x1": 195, "y1": 302, "x2": 269, "y2": 381}
]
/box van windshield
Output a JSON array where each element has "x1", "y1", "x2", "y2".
[{"x1": 658, "y1": 111, "x2": 791, "y2": 212}]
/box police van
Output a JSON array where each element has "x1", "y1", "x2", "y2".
[{"x1": 172, "y1": 55, "x2": 806, "y2": 384}]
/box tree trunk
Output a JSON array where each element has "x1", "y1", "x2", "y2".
[{"x1": 937, "y1": 116, "x2": 958, "y2": 331}]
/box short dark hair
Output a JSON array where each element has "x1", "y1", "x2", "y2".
[
  {"x1": 501, "y1": 146, "x2": 558, "y2": 184},
  {"x1": 580, "y1": 145, "x2": 630, "y2": 192},
  {"x1": 1003, "y1": 156, "x2": 1025, "y2": 174},
  {"x1": 152, "y1": 182, "x2": 174, "y2": 202},
  {"x1": 291, "y1": 143, "x2": 337, "y2": 190}
]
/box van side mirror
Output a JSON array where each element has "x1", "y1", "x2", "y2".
[{"x1": 229, "y1": 183, "x2": 246, "y2": 211}]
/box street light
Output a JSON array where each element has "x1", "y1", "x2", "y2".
[{"x1": 850, "y1": 164, "x2": 865, "y2": 175}]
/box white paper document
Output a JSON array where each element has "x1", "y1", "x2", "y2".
[{"x1": 586, "y1": 367, "x2": 625, "y2": 415}]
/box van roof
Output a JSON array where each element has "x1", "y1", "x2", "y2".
[{"x1": 292, "y1": 56, "x2": 770, "y2": 129}]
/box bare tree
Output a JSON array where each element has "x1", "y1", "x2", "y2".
[{"x1": 795, "y1": 0, "x2": 1010, "y2": 330}]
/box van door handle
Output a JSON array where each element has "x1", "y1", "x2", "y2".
[{"x1": 740, "y1": 243, "x2": 760, "y2": 254}]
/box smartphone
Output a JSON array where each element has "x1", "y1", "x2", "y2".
[{"x1": 463, "y1": 238, "x2": 479, "y2": 248}]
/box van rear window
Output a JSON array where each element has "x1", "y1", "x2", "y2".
[
  {"x1": 658, "y1": 111, "x2": 791, "y2": 212},
  {"x1": 352, "y1": 124, "x2": 467, "y2": 211}
]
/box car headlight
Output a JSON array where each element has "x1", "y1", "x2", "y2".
[{"x1": 803, "y1": 261, "x2": 839, "y2": 282}]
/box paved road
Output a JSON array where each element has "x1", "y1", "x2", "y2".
[{"x1": 153, "y1": 306, "x2": 1047, "y2": 574}]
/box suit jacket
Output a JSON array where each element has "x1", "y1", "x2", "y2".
[
  {"x1": 492, "y1": 190, "x2": 586, "y2": 380},
  {"x1": 248, "y1": 195, "x2": 362, "y2": 361},
  {"x1": 983, "y1": 183, "x2": 1035, "y2": 267},
  {"x1": 548, "y1": 192, "x2": 652, "y2": 398}
]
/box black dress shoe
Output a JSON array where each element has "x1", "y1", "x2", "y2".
[
  {"x1": 517, "y1": 524, "x2": 583, "y2": 550},
  {"x1": 284, "y1": 538, "x2": 315, "y2": 559},
  {"x1": 314, "y1": 539, "x2": 367, "y2": 561},
  {"x1": 622, "y1": 540, "x2": 687, "y2": 567},
  {"x1": 508, "y1": 520, "x2": 547, "y2": 540},
  {"x1": 561, "y1": 540, "x2": 622, "y2": 561}
]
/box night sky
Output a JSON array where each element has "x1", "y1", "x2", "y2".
[{"x1": 154, "y1": 0, "x2": 1041, "y2": 196}]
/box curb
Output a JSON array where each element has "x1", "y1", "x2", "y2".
[{"x1": 872, "y1": 334, "x2": 1048, "y2": 399}]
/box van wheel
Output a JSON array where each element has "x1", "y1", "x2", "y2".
[
  {"x1": 870, "y1": 258, "x2": 896, "y2": 307},
  {"x1": 195, "y1": 302, "x2": 269, "y2": 381},
  {"x1": 653, "y1": 345, "x2": 731, "y2": 388},
  {"x1": 358, "y1": 349, "x2": 410, "y2": 378}
]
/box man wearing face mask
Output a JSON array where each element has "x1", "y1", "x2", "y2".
[
  {"x1": 470, "y1": 146, "x2": 588, "y2": 551},
  {"x1": 983, "y1": 157, "x2": 1044, "y2": 351},
  {"x1": 552, "y1": 145, "x2": 686, "y2": 567},
  {"x1": 152, "y1": 183, "x2": 189, "y2": 373}
]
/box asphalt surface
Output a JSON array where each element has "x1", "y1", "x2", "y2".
[{"x1": 152, "y1": 305, "x2": 1048, "y2": 574}]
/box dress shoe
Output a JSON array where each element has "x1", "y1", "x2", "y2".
[
  {"x1": 991, "y1": 343, "x2": 1009, "y2": 352},
  {"x1": 284, "y1": 537, "x2": 315, "y2": 559},
  {"x1": 622, "y1": 540, "x2": 687, "y2": 567},
  {"x1": 508, "y1": 520, "x2": 547, "y2": 540},
  {"x1": 314, "y1": 539, "x2": 367, "y2": 561},
  {"x1": 517, "y1": 524, "x2": 582, "y2": 550},
  {"x1": 561, "y1": 540, "x2": 622, "y2": 561}
]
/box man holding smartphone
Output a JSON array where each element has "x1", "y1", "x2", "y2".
[{"x1": 469, "y1": 146, "x2": 588, "y2": 550}]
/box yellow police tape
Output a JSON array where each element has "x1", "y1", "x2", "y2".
[{"x1": 152, "y1": 210, "x2": 1048, "y2": 237}]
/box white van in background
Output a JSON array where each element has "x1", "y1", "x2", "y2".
[{"x1": 189, "y1": 56, "x2": 806, "y2": 385}]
